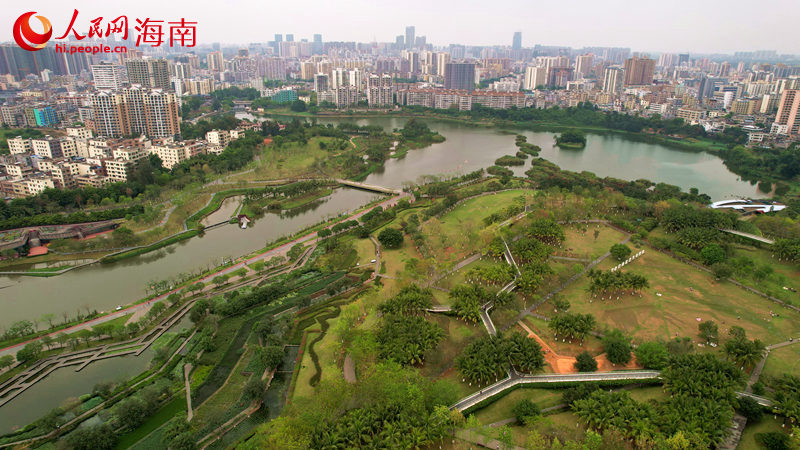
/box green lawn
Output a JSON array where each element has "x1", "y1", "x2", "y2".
[
  {"x1": 114, "y1": 397, "x2": 185, "y2": 449},
  {"x1": 732, "y1": 246, "x2": 800, "y2": 303},
  {"x1": 422, "y1": 189, "x2": 534, "y2": 267},
  {"x1": 737, "y1": 415, "x2": 790, "y2": 450},
  {"x1": 422, "y1": 314, "x2": 484, "y2": 380},
  {"x1": 191, "y1": 347, "x2": 255, "y2": 432},
  {"x1": 561, "y1": 223, "x2": 628, "y2": 260},
  {"x1": 472, "y1": 388, "x2": 564, "y2": 425},
  {"x1": 435, "y1": 258, "x2": 502, "y2": 292},
  {"x1": 293, "y1": 315, "x2": 343, "y2": 400},
  {"x1": 559, "y1": 248, "x2": 800, "y2": 346},
  {"x1": 761, "y1": 343, "x2": 800, "y2": 380}
]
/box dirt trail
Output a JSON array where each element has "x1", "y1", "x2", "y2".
[{"x1": 516, "y1": 320, "x2": 640, "y2": 373}]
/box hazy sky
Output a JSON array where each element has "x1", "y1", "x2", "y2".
[{"x1": 4, "y1": 0, "x2": 798, "y2": 54}]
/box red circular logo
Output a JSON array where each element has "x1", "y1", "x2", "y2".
[{"x1": 13, "y1": 12, "x2": 52, "y2": 51}]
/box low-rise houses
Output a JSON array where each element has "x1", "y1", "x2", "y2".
[{"x1": 0, "y1": 126, "x2": 247, "y2": 198}]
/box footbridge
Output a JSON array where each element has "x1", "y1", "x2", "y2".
[
  {"x1": 719, "y1": 229, "x2": 775, "y2": 245},
  {"x1": 335, "y1": 179, "x2": 403, "y2": 195}
]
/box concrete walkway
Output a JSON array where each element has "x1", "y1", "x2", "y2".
[
  {"x1": 0, "y1": 300, "x2": 195, "y2": 407},
  {"x1": 719, "y1": 229, "x2": 775, "y2": 245}
]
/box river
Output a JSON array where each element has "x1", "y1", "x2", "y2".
[{"x1": 0, "y1": 115, "x2": 763, "y2": 330}]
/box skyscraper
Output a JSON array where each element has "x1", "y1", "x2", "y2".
[
  {"x1": 286, "y1": 34, "x2": 294, "y2": 42},
  {"x1": 444, "y1": 62, "x2": 475, "y2": 91},
  {"x1": 405, "y1": 26, "x2": 415, "y2": 49},
  {"x1": 512, "y1": 32, "x2": 522, "y2": 51},
  {"x1": 622, "y1": 56, "x2": 655, "y2": 86},
  {"x1": 395, "y1": 36, "x2": 404, "y2": 47},
  {"x1": 312, "y1": 34, "x2": 323, "y2": 54},
  {"x1": 126, "y1": 59, "x2": 171, "y2": 91}
]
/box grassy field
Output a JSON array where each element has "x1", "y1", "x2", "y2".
[
  {"x1": 435, "y1": 258, "x2": 500, "y2": 291},
  {"x1": 421, "y1": 190, "x2": 534, "y2": 267},
  {"x1": 422, "y1": 314, "x2": 484, "y2": 380},
  {"x1": 293, "y1": 312, "x2": 343, "y2": 400},
  {"x1": 559, "y1": 248, "x2": 800, "y2": 345},
  {"x1": 114, "y1": 397, "x2": 185, "y2": 449},
  {"x1": 761, "y1": 343, "x2": 800, "y2": 380},
  {"x1": 560, "y1": 223, "x2": 627, "y2": 260},
  {"x1": 738, "y1": 415, "x2": 791, "y2": 450},
  {"x1": 521, "y1": 315, "x2": 605, "y2": 357},
  {"x1": 472, "y1": 388, "x2": 564, "y2": 424},
  {"x1": 191, "y1": 347, "x2": 255, "y2": 433},
  {"x1": 732, "y1": 245, "x2": 800, "y2": 302},
  {"x1": 377, "y1": 236, "x2": 421, "y2": 282}
]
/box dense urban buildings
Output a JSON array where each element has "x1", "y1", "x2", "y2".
[{"x1": 1, "y1": 26, "x2": 800, "y2": 200}]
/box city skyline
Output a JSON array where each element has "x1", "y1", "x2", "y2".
[{"x1": 2, "y1": 0, "x2": 799, "y2": 55}]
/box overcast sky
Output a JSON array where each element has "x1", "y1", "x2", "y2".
[{"x1": 5, "y1": 0, "x2": 798, "y2": 54}]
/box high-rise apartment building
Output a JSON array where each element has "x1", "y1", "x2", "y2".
[
  {"x1": 575, "y1": 54, "x2": 594, "y2": 79},
  {"x1": 602, "y1": 67, "x2": 624, "y2": 94},
  {"x1": 623, "y1": 56, "x2": 655, "y2": 86},
  {"x1": 126, "y1": 59, "x2": 171, "y2": 90},
  {"x1": 444, "y1": 62, "x2": 475, "y2": 91},
  {"x1": 90, "y1": 87, "x2": 180, "y2": 139},
  {"x1": 367, "y1": 74, "x2": 393, "y2": 107},
  {"x1": 207, "y1": 51, "x2": 224, "y2": 72},
  {"x1": 405, "y1": 26, "x2": 415, "y2": 49},
  {"x1": 512, "y1": 32, "x2": 522, "y2": 51},
  {"x1": 523, "y1": 66, "x2": 547, "y2": 90},
  {"x1": 314, "y1": 73, "x2": 330, "y2": 92},
  {"x1": 91, "y1": 62, "x2": 128, "y2": 89},
  {"x1": 772, "y1": 89, "x2": 800, "y2": 135},
  {"x1": 435, "y1": 52, "x2": 451, "y2": 76}
]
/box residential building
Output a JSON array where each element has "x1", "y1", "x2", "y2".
[
  {"x1": 623, "y1": 56, "x2": 655, "y2": 86},
  {"x1": 367, "y1": 74, "x2": 394, "y2": 107},
  {"x1": 603, "y1": 67, "x2": 624, "y2": 94},
  {"x1": 126, "y1": 58, "x2": 171, "y2": 90},
  {"x1": 91, "y1": 62, "x2": 128, "y2": 89},
  {"x1": 772, "y1": 89, "x2": 800, "y2": 135},
  {"x1": 90, "y1": 87, "x2": 180, "y2": 138},
  {"x1": 523, "y1": 66, "x2": 547, "y2": 90},
  {"x1": 444, "y1": 63, "x2": 476, "y2": 91},
  {"x1": 8, "y1": 137, "x2": 32, "y2": 154},
  {"x1": 207, "y1": 51, "x2": 224, "y2": 72}
]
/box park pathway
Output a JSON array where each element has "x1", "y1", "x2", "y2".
[
  {"x1": 0, "y1": 300, "x2": 195, "y2": 407},
  {"x1": 719, "y1": 229, "x2": 775, "y2": 245},
  {"x1": 511, "y1": 235, "x2": 631, "y2": 328},
  {"x1": 746, "y1": 339, "x2": 800, "y2": 392},
  {"x1": 184, "y1": 363, "x2": 194, "y2": 421}
]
